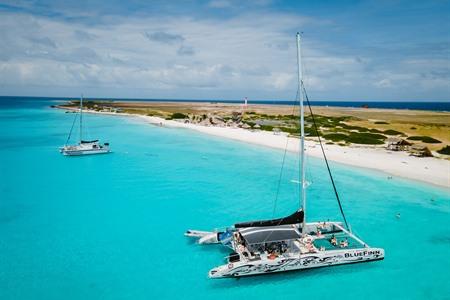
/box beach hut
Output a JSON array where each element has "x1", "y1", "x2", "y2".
[
  {"x1": 409, "y1": 144, "x2": 432, "y2": 157},
  {"x1": 254, "y1": 124, "x2": 261, "y2": 130},
  {"x1": 386, "y1": 137, "x2": 411, "y2": 151},
  {"x1": 242, "y1": 123, "x2": 251, "y2": 129}
]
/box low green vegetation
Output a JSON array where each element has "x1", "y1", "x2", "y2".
[
  {"x1": 244, "y1": 112, "x2": 395, "y2": 145},
  {"x1": 437, "y1": 145, "x2": 450, "y2": 155},
  {"x1": 374, "y1": 121, "x2": 389, "y2": 124},
  {"x1": 407, "y1": 136, "x2": 442, "y2": 143},
  {"x1": 383, "y1": 129, "x2": 404, "y2": 135},
  {"x1": 322, "y1": 133, "x2": 348, "y2": 142},
  {"x1": 256, "y1": 124, "x2": 272, "y2": 131},
  {"x1": 369, "y1": 128, "x2": 383, "y2": 133},
  {"x1": 346, "y1": 132, "x2": 386, "y2": 144},
  {"x1": 339, "y1": 124, "x2": 370, "y2": 132},
  {"x1": 171, "y1": 112, "x2": 188, "y2": 119},
  {"x1": 322, "y1": 132, "x2": 386, "y2": 145}
]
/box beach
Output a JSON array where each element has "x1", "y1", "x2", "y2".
[{"x1": 60, "y1": 105, "x2": 450, "y2": 188}]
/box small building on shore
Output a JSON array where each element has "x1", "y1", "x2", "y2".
[
  {"x1": 386, "y1": 137, "x2": 411, "y2": 151},
  {"x1": 409, "y1": 144, "x2": 432, "y2": 157}
]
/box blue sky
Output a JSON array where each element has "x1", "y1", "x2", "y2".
[{"x1": 0, "y1": 0, "x2": 448, "y2": 101}]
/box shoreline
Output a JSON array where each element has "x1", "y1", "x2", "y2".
[{"x1": 58, "y1": 107, "x2": 450, "y2": 189}]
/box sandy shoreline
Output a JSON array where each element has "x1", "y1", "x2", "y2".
[{"x1": 60, "y1": 107, "x2": 450, "y2": 188}]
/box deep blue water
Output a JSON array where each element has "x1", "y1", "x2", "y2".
[
  {"x1": 1, "y1": 96, "x2": 449, "y2": 111},
  {"x1": 0, "y1": 97, "x2": 449, "y2": 299}
]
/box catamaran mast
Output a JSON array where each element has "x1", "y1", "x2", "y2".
[
  {"x1": 79, "y1": 94, "x2": 83, "y2": 143},
  {"x1": 296, "y1": 33, "x2": 307, "y2": 236}
]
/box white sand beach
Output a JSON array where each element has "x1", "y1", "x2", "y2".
[{"x1": 64, "y1": 108, "x2": 450, "y2": 188}]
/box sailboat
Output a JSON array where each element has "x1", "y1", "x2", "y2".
[
  {"x1": 185, "y1": 33, "x2": 384, "y2": 278},
  {"x1": 60, "y1": 95, "x2": 111, "y2": 156}
]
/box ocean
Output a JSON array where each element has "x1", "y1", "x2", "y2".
[
  {"x1": 1, "y1": 96, "x2": 450, "y2": 111},
  {"x1": 0, "y1": 97, "x2": 449, "y2": 299}
]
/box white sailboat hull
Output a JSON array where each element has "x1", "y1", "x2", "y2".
[
  {"x1": 60, "y1": 142, "x2": 110, "y2": 156},
  {"x1": 61, "y1": 148, "x2": 110, "y2": 156},
  {"x1": 209, "y1": 247, "x2": 384, "y2": 278}
]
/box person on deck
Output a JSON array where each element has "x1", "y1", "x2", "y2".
[
  {"x1": 330, "y1": 235, "x2": 337, "y2": 246},
  {"x1": 340, "y1": 238, "x2": 348, "y2": 248}
]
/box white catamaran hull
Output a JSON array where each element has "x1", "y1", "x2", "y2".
[
  {"x1": 209, "y1": 247, "x2": 384, "y2": 278},
  {"x1": 61, "y1": 148, "x2": 110, "y2": 156}
]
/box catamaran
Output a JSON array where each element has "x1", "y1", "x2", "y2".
[
  {"x1": 60, "y1": 96, "x2": 111, "y2": 156},
  {"x1": 185, "y1": 33, "x2": 384, "y2": 278}
]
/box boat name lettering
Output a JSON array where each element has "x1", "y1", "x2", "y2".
[{"x1": 344, "y1": 250, "x2": 380, "y2": 258}]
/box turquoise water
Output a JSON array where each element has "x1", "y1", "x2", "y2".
[{"x1": 0, "y1": 100, "x2": 449, "y2": 299}]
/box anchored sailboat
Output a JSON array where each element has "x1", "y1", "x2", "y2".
[
  {"x1": 186, "y1": 33, "x2": 384, "y2": 278},
  {"x1": 60, "y1": 95, "x2": 111, "y2": 156}
]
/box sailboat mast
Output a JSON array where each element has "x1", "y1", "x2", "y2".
[
  {"x1": 296, "y1": 33, "x2": 307, "y2": 235},
  {"x1": 79, "y1": 94, "x2": 83, "y2": 143}
]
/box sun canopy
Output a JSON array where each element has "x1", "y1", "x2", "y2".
[
  {"x1": 238, "y1": 225, "x2": 301, "y2": 245},
  {"x1": 234, "y1": 210, "x2": 304, "y2": 228}
]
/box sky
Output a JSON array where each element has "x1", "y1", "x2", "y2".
[{"x1": 0, "y1": 0, "x2": 448, "y2": 101}]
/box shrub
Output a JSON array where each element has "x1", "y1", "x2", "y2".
[
  {"x1": 383, "y1": 129, "x2": 404, "y2": 135},
  {"x1": 354, "y1": 132, "x2": 387, "y2": 140},
  {"x1": 347, "y1": 133, "x2": 385, "y2": 144},
  {"x1": 322, "y1": 133, "x2": 348, "y2": 142},
  {"x1": 260, "y1": 125, "x2": 274, "y2": 131},
  {"x1": 280, "y1": 126, "x2": 299, "y2": 134},
  {"x1": 340, "y1": 124, "x2": 370, "y2": 132},
  {"x1": 304, "y1": 127, "x2": 321, "y2": 136},
  {"x1": 437, "y1": 145, "x2": 450, "y2": 155},
  {"x1": 369, "y1": 128, "x2": 383, "y2": 133},
  {"x1": 407, "y1": 136, "x2": 441, "y2": 143},
  {"x1": 374, "y1": 121, "x2": 389, "y2": 124},
  {"x1": 171, "y1": 112, "x2": 187, "y2": 119}
]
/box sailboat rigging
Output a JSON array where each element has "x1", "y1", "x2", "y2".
[
  {"x1": 60, "y1": 95, "x2": 111, "y2": 156},
  {"x1": 185, "y1": 33, "x2": 384, "y2": 278}
]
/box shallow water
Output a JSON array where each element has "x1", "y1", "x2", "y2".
[{"x1": 0, "y1": 99, "x2": 449, "y2": 300}]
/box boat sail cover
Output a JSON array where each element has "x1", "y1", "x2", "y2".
[
  {"x1": 80, "y1": 140, "x2": 99, "y2": 144},
  {"x1": 234, "y1": 210, "x2": 304, "y2": 228}
]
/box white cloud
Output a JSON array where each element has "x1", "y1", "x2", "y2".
[{"x1": 0, "y1": 10, "x2": 447, "y2": 100}]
